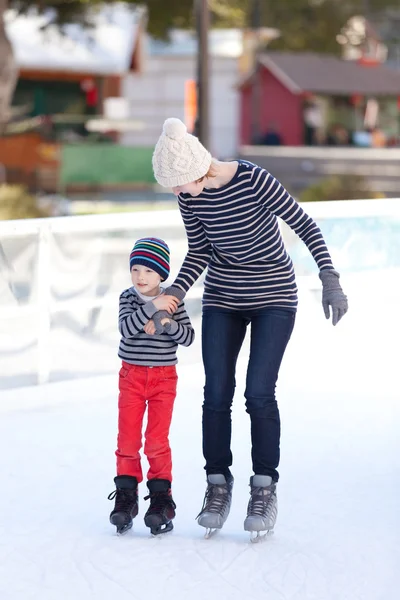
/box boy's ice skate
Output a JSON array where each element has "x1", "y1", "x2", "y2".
[
  {"x1": 196, "y1": 474, "x2": 234, "y2": 538},
  {"x1": 244, "y1": 475, "x2": 277, "y2": 542},
  {"x1": 144, "y1": 479, "x2": 176, "y2": 536},
  {"x1": 108, "y1": 475, "x2": 139, "y2": 535}
]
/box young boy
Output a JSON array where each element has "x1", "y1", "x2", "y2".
[{"x1": 108, "y1": 237, "x2": 195, "y2": 535}]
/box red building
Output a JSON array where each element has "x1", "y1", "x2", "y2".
[{"x1": 239, "y1": 51, "x2": 400, "y2": 146}]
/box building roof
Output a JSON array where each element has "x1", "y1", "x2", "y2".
[
  {"x1": 5, "y1": 3, "x2": 144, "y2": 75},
  {"x1": 253, "y1": 51, "x2": 400, "y2": 95}
]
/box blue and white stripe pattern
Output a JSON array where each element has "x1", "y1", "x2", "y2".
[
  {"x1": 118, "y1": 287, "x2": 195, "y2": 366},
  {"x1": 173, "y1": 160, "x2": 334, "y2": 310}
]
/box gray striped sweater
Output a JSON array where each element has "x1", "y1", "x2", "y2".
[
  {"x1": 173, "y1": 160, "x2": 334, "y2": 310},
  {"x1": 118, "y1": 286, "x2": 195, "y2": 366}
]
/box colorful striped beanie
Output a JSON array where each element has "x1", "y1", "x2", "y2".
[{"x1": 129, "y1": 237, "x2": 170, "y2": 281}]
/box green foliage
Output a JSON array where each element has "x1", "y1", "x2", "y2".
[
  {"x1": 11, "y1": 1, "x2": 101, "y2": 25},
  {"x1": 299, "y1": 175, "x2": 384, "y2": 202},
  {"x1": 9, "y1": 0, "x2": 400, "y2": 52},
  {"x1": 0, "y1": 185, "x2": 51, "y2": 220},
  {"x1": 266, "y1": 1, "x2": 349, "y2": 55}
]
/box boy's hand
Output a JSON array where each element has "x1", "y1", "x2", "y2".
[
  {"x1": 153, "y1": 311, "x2": 178, "y2": 334},
  {"x1": 153, "y1": 310, "x2": 169, "y2": 334},
  {"x1": 144, "y1": 319, "x2": 156, "y2": 335},
  {"x1": 152, "y1": 294, "x2": 179, "y2": 313}
]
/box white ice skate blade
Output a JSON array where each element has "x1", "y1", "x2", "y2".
[
  {"x1": 204, "y1": 527, "x2": 219, "y2": 539},
  {"x1": 250, "y1": 530, "x2": 274, "y2": 543}
]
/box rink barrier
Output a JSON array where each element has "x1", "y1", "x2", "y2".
[{"x1": 1, "y1": 198, "x2": 399, "y2": 386}]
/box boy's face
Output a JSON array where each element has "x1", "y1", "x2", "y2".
[{"x1": 131, "y1": 264, "x2": 161, "y2": 296}]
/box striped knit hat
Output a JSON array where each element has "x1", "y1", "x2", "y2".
[{"x1": 129, "y1": 237, "x2": 170, "y2": 281}]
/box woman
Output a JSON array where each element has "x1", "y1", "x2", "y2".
[{"x1": 151, "y1": 118, "x2": 348, "y2": 539}]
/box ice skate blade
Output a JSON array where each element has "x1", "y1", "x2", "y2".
[
  {"x1": 150, "y1": 521, "x2": 174, "y2": 536},
  {"x1": 110, "y1": 514, "x2": 133, "y2": 536},
  {"x1": 250, "y1": 530, "x2": 274, "y2": 543},
  {"x1": 115, "y1": 522, "x2": 133, "y2": 536},
  {"x1": 204, "y1": 527, "x2": 219, "y2": 539}
]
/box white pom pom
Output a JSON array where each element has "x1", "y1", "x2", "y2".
[{"x1": 163, "y1": 118, "x2": 187, "y2": 140}]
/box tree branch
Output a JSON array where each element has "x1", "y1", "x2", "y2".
[{"x1": 0, "y1": 0, "x2": 18, "y2": 134}]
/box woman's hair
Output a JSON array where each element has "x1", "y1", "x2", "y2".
[{"x1": 196, "y1": 162, "x2": 217, "y2": 183}]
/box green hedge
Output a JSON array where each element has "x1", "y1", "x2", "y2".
[{"x1": 60, "y1": 145, "x2": 156, "y2": 187}]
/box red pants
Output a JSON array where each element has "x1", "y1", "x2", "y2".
[{"x1": 116, "y1": 362, "x2": 177, "y2": 483}]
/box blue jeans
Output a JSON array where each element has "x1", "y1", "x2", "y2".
[{"x1": 201, "y1": 307, "x2": 296, "y2": 482}]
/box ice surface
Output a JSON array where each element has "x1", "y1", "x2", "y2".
[
  {"x1": 1, "y1": 291, "x2": 399, "y2": 600},
  {"x1": 1, "y1": 201, "x2": 399, "y2": 599}
]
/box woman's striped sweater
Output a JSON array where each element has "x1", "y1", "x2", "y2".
[{"x1": 173, "y1": 160, "x2": 334, "y2": 310}]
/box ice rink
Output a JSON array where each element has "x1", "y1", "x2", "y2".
[{"x1": 1, "y1": 200, "x2": 399, "y2": 599}]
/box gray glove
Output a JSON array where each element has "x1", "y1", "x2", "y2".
[
  {"x1": 152, "y1": 287, "x2": 185, "y2": 334},
  {"x1": 163, "y1": 285, "x2": 186, "y2": 301},
  {"x1": 153, "y1": 310, "x2": 170, "y2": 334},
  {"x1": 319, "y1": 269, "x2": 348, "y2": 326}
]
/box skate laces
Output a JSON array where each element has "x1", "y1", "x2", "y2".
[
  {"x1": 197, "y1": 483, "x2": 230, "y2": 518},
  {"x1": 144, "y1": 491, "x2": 176, "y2": 514},
  {"x1": 247, "y1": 485, "x2": 276, "y2": 518},
  {"x1": 108, "y1": 488, "x2": 136, "y2": 512}
]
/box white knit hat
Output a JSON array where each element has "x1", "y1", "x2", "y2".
[{"x1": 152, "y1": 118, "x2": 212, "y2": 188}]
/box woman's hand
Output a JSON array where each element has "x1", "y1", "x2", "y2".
[
  {"x1": 319, "y1": 269, "x2": 348, "y2": 326},
  {"x1": 152, "y1": 294, "x2": 179, "y2": 313}
]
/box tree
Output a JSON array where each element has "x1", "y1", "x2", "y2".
[
  {"x1": 262, "y1": 0, "x2": 400, "y2": 55},
  {"x1": 265, "y1": 1, "x2": 354, "y2": 55},
  {"x1": 1, "y1": 0, "x2": 400, "y2": 133},
  {"x1": 0, "y1": 0, "x2": 18, "y2": 133}
]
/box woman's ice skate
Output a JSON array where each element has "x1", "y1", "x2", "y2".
[
  {"x1": 244, "y1": 475, "x2": 277, "y2": 543},
  {"x1": 196, "y1": 474, "x2": 233, "y2": 538}
]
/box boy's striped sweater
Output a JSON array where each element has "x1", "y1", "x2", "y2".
[{"x1": 118, "y1": 286, "x2": 194, "y2": 366}]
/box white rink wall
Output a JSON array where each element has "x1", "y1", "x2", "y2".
[{"x1": 1, "y1": 199, "x2": 400, "y2": 390}]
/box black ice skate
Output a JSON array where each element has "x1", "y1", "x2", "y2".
[
  {"x1": 108, "y1": 475, "x2": 138, "y2": 535},
  {"x1": 144, "y1": 479, "x2": 176, "y2": 536},
  {"x1": 196, "y1": 474, "x2": 234, "y2": 538}
]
